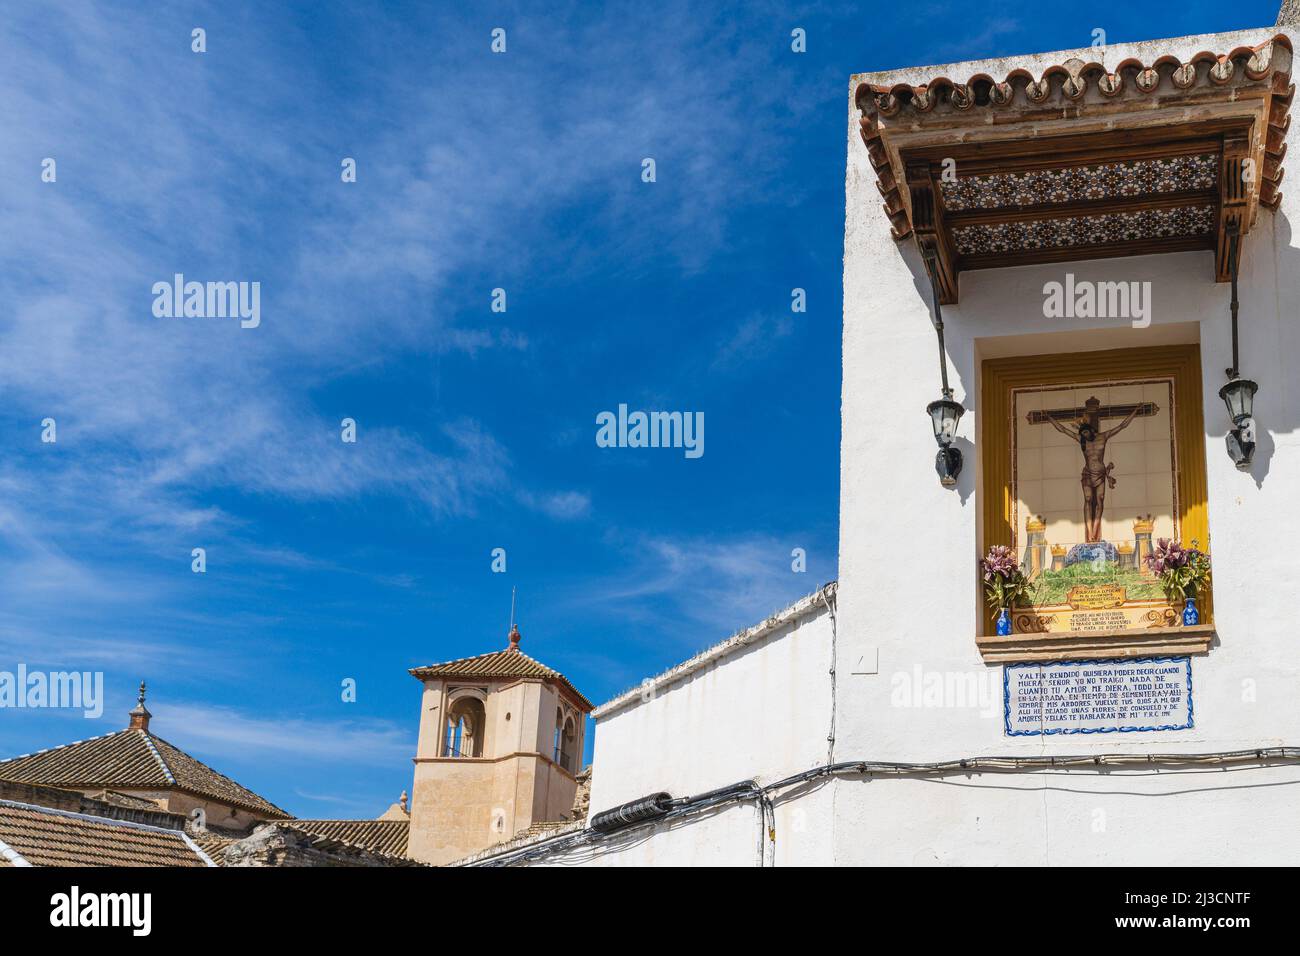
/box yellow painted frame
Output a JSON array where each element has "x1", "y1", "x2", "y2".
[{"x1": 980, "y1": 344, "x2": 1211, "y2": 638}]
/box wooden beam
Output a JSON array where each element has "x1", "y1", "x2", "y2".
[
  {"x1": 958, "y1": 235, "x2": 1213, "y2": 271},
  {"x1": 899, "y1": 119, "x2": 1255, "y2": 167},
  {"x1": 1216, "y1": 131, "x2": 1252, "y2": 281},
  {"x1": 932, "y1": 138, "x2": 1225, "y2": 179},
  {"x1": 905, "y1": 159, "x2": 958, "y2": 303}
]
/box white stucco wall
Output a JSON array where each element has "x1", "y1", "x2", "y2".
[
  {"x1": 589, "y1": 592, "x2": 836, "y2": 811},
  {"x1": 492, "y1": 589, "x2": 838, "y2": 866},
  {"x1": 835, "y1": 25, "x2": 1300, "y2": 864},
  {"x1": 519, "y1": 790, "x2": 836, "y2": 868}
]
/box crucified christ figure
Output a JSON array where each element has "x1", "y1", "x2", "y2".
[{"x1": 1043, "y1": 397, "x2": 1151, "y2": 543}]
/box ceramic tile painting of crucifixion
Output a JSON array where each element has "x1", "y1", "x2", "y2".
[{"x1": 1011, "y1": 379, "x2": 1181, "y2": 634}]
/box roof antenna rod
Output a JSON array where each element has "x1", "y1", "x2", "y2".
[{"x1": 507, "y1": 586, "x2": 521, "y2": 651}]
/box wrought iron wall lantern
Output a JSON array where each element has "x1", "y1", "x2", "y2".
[
  {"x1": 1219, "y1": 223, "x2": 1259, "y2": 471},
  {"x1": 921, "y1": 246, "x2": 964, "y2": 487}
]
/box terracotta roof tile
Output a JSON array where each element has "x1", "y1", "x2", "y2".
[
  {"x1": 860, "y1": 35, "x2": 1293, "y2": 117},
  {"x1": 0, "y1": 729, "x2": 290, "y2": 819},
  {"x1": 287, "y1": 819, "x2": 409, "y2": 858},
  {"x1": 231, "y1": 822, "x2": 424, "y2": 865},
  {"x1": 85, "y1": 789, "x2": 166, "y2": 811},
  {"x1": 0, "y1": 800, "x2": 212, "y2": 867},
  {"x1": 410, "y1": 649, "x2": 592, "y2": 710},
  {"x1": 855, "y1": 34, "x2": 1295, "y2": 240},
  {"x1": 190, "y1": 831, "x2": 236, "y2": 865}
]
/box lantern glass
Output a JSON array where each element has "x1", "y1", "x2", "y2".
[
  {"x1": 1218, "y1": 378, "x2": 1258, "y2": 425},
  {"x1": 926, "y1": 398, "x2": 963, "y2": 446}
]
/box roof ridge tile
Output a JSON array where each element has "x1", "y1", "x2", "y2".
[
  {"x1": 2, "y1": 728, "x2": 125, "y2": 763},
  {"x1": 137, "y1": 730, "x2": 177, "y2": 785}
]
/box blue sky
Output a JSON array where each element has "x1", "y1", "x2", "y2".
[{"x1": 0, "y1": 1, "x2": 1279, "y2": 818}]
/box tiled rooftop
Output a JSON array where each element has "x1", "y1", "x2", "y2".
[
  {"x1": 0, "y1": 800, "x2": 212, "y2": 867},
  {"x1": 288, "y1": 819, "x2": 409, "y2": 858},
  {"x1": 0, "y1": 729, "x2": 290, "y2": 819}
]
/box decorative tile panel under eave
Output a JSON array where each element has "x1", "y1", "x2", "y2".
[{"x1": 855, "y1": 34, "x2": 1294, "y2": 302}]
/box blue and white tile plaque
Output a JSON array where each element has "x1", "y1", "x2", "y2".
[{"x1": 1004, "y1": 656, "x2": 1193, "y2": 736}]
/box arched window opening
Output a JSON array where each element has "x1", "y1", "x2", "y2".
[
  {"x1": 559, "y1": 716, "x2": 576, "y2": 772},
  {"x1": 443, "y1": 697, "x2": 486, "y2": 758}
]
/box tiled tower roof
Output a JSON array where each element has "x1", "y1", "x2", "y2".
[{"x1": 409, "y1": 627, "x2": 593, "y2": 710}]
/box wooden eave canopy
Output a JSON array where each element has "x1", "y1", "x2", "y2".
[{"x1": 856, "y1": 35, "x2": 1294, "y2": 303}]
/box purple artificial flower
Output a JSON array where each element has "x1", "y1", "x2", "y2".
[
  {"x1": 1146, "y1": 538, "x2": 1190, "y2": 574},
  {"x1": 980, "y1": 545, "x2": 1019, "y2": 580}
]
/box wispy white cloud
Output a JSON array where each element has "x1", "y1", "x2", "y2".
[
  {"x1": 517, "y1": 489, "x2": 592, "y2": 521},
  {"x1": 916, "y1": 16, "x2": 1025, "y2": 64},
  {"x1": 157, "y1": 702, "x2": 413, "y2": 769},
  {"x1": 710, "y1": 313, "x2": 796, "y2": 372},
  {"x1": 554, "y1": 530, "x2": 829, "y2": 641},
  {"x1": 291, "y1": 789, "x2": 389, "y2": 815},
  {"x1": 0, "y1": 3, "x2": 787, "y2": 536},
  {"x1": 0, "y1": 3, "x2": 830, "y2": 798}
]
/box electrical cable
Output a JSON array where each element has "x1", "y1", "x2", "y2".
[
  {"x1": 817, "y1": 585, "x2": 838, "y2": 766},
  {"x1": 470, "y1": 745, "x2": 1300, "y2": 866}
]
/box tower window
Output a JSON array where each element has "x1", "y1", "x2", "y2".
[
  {"x1": 555, "y1": 715, "x2": 576, "y2": 772},
  {"x1": 443, "y1": 698, "x2": 485, "y2": 758}
]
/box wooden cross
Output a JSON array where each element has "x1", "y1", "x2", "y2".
[
  {"x1": 1023, "y1": 396, "x2": 1160, "y2": 544},
  {"x1": 1026, "y1": 400, "x2": 1158, "y2": 427}
]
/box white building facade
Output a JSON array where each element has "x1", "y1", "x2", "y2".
[{"x1": 468, "y1": 16, "x2": 1300, "y2": 867}]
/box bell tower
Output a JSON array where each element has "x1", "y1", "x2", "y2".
[{"x1": 406, "y1": 625, "x2": 592, "y2": 865}]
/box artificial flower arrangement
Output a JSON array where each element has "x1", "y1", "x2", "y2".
[
  {"x1": 980, "y1": 544, "x2": 1035, "y2": 635},
  {"x1": 1145, "y1": 538, "x2": 1211, "y2": 625}
]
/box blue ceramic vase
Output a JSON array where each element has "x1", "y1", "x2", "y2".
[
  {"x1": 1182, "y1": 596, "x2": 1199, "y2": 626},
  {"x1": 996, "y1": 607, "x2": 1012, "y2": 635}
]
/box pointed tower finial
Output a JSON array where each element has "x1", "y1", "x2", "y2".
[
  {"x1": 400, "y1": 790, "x2": 409, "y2": 813},
  {"x1": 128, "y1": 679, "x2": 152, "y2": 732},
  {"x1": 506, "y1": 587, "x2": 521, "y2": 651}
]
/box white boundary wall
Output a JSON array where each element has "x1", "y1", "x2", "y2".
[{"x1": 494, "y1": 589, "x2": 837, "y2": 866}]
